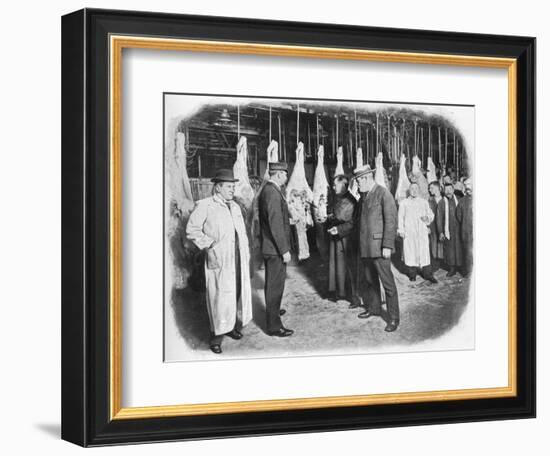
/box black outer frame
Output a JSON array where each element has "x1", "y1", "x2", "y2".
[{"x1": 61, "y1": 8, "x2": 536, "y2": 447}]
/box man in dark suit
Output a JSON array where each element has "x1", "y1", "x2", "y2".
[
  {"x1": 258, "y1": 162, "x2": 294, "y2": 337},
  {"x1": 436, "y1": 182, "x2": 463, "y2": 277},
  {"x1": 428, "y1": 181, "x2": 445, "y2": 271},
  {"x1": 354, "y1": 165, "x2": 400, "y2": 332},
  {"x1": 456, "y1": 178, "x2": 473, "y2": 277},
  {"x1": 326, "y1": 175, "x2": 358, "y2": 305}
]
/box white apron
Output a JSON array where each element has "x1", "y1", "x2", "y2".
[
  {"x1": 186, "y1": 195, "x2": 253, "y2": 335},
  {"x1": 398, "y1": 197, "x2": 434, "y2": 268}
]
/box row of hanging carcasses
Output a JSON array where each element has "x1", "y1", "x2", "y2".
[{"x1": 166, "y1": 130, "x2": 448, "y2": 288}]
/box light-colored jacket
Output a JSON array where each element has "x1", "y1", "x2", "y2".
[{"x1": 186, "y1": 194, "x2": 252, "y2": 335}]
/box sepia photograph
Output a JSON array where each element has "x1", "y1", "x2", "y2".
[{"x1": 163, "y1": 93, "x2": 475, "y2": 361}]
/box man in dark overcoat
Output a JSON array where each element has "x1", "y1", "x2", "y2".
[
  {"x1": 326, "y1": 175, "x2": 358, "y2": 305},
  {"x1": 354, "y1": 165, "x2": 400, "y2": 332},
  {"x1": 436, "y1": 182, "x2": 463, "y2": 276},
  {"x1": 258, "y1": 162, "x2": 294, "y2": 337},
  {"x1": 456, "y1": 178, "x2": 473, "y2": 277},
  {"x1": 428, "y1": 181, "x2": 444, "y2": 270}
]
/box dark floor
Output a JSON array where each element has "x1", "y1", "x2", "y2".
[{"x1": 168, "y1": 252, "x2": 472, "y2": 360}]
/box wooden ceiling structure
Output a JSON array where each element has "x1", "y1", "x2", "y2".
[{"x1": 178, "y1": 100, "x2": 469, "y2": 180}]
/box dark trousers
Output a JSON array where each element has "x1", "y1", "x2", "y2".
[
  {"x1": 264, "y1": 254, "x2": 287, "y2": 332},
  {"x1": 362, "y1": 257, "x2": 399, "y2": 322},
  {"x1": 430, "y1": 256, "x2": 441, "y2": 272},
  {"x1": 407, "y1": 264, "x2": 434, "y2": 280},
  {"x1": 328, "y1": 237, "x2": 355, "y2": 298},
  {"x1": 462, "y1": 240, "x2": 473, "y2": 275}
]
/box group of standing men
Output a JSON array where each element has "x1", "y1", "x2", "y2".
[
  {"x1": 429, "y1": 177, "x2": 473, "y2": 278},
  {"x1": 324, "y1": 165, "x2": 473, "y2": 333},
  {"x1": 326, "y1": 165, "x2": 400, "y2": 332},
  {"x1": 186, "y1": 161, "x2": 473, "y2": 353},
  {"x1": 186, "y1": 163, "x2": 294, "y2": 354},
  {"x1": 396, "y1": 176, "x2": 473, "y2": 283}
]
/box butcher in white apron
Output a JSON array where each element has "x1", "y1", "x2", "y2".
[
  {"x1": 397, "y1": 182, "x2": 438, "y2": 283},
  {"x1": 186, "y1": 169, "x2": 253, "y2": 354}
]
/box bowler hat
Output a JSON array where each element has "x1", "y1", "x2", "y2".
[
  {"x1": 334, "y1": 174, "x2": 349, "y2": 182},
  {"x1": 268, "y1": 162, "x2": 288, "y2": 172},
  {"x1": 353, "y1": 164, "x2": 374, "y2": 179},
  {"x1": 211, "y1": 169, "x2": 239, "y2": 183}
]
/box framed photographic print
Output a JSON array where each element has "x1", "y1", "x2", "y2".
[{"x1": 61, "y1": 8, "x2": 536, "y2": 447}]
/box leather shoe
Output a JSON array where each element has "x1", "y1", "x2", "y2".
[
  {"x1": 279, "y1": 309, "x2": 286, "y2": 316},
  {"x1": 384, "y1": 321, "x2": 399, "y2": 332},
  {"x1": 358, "y1": 310, "x2": 379, "y2": 319},
  {"x1": 349, "y1": 296, "x2": 362, "y2": 309},
  {"x1": 268, "y1": 327, "x2": 294, "y2": 337},
  {"x1": 426, "y1": 276, "x2": 438, "y2": 284},
  {"x1": 210, "y1": 344, "x2": 222, "y2": 354},
  {"x1": 446, "y1": 268, "x2": 457, "y2": 277},
  {"x1": 226, "y1": 329, "x2": 243, "y2": 340}
]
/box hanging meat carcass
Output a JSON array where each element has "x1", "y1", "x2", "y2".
[
  {"x1": 427, "y1": 156, "x2": 437, "y2": 184},
  {"x1": 394, "y1": 154, "x2": 411, "y2": 205},
  {"x1": 349, "y1": 147, "x2": 363, "y2": 200},
  {"x1": 263, "y1": 139, "x2": 279, "y2": 181},
  {"x1": 233, "y1": 136, "x2": 255, "y2": 213},
  {"x1": 410, "y1": 155, "x2": 430, "y2": 200},
  {"x1": 439, "y1": 161, "x2": 447, "y2": 186},
  {"x1": 286, "y1": 142, "x2": 314, "y2": 260},
  {"x1": 172, "y1": 132, "x2": 195, "y2": 210},
  {"x1": 166, "y1": 131, "x2": 196, "y2": 289},
  {"x1": 356, "y1": 146, "x2": 364, "y2": 169},
  {"x1": 312, "y1": 145, "x2": 329, "y2": 223},
  {"x1": 374, "y1": 152, "x2": 390, "y2": 189},
  {"x1": 334, "y1": 145, "x2": 345, "y2": 177}
]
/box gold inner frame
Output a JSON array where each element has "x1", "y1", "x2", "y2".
[{"x1": 109, "y1": 35, "x2": 518, "y2": 420}]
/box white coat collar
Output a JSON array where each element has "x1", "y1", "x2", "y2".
[{"x1": 212, "y1": 193, "x2": 233, "y2": 208}]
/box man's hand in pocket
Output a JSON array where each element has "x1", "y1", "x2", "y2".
[{"x1": 207, "y1": 248, "x2": 220, "y2": 269}]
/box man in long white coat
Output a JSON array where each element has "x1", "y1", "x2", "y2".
[
  {"x1": 397, "y1": 182, "x2": 438, "y2": 283},
  {"x1": 186, "y1": 169, "x2": 253, "y2": 354}
]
